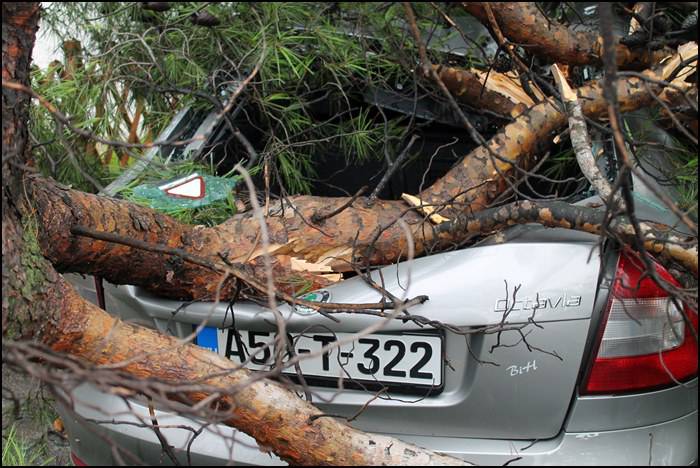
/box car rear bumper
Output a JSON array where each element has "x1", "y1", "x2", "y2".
[{"x1": 57, "y1": 383, "x2": 697, "y2": 466}]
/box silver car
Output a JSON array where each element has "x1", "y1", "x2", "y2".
[{"x1": 57, "y1": 181, "x2": 698, "y2": 466}]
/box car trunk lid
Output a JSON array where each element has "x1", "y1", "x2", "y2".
[{"x1": 99, "y1": 230, "x2": 603, "y2": 440}]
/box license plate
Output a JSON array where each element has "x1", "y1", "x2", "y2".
[{"x1": 197, "y1": 328, "x2": 443, "y2": 388}]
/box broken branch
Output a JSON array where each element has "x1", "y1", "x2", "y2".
[
  {"x1": 551, "y1": 63, "x2": 624, "y2": 208},
  {"x1": 438, "y1": 199, "x2": 698, "y2": 276}
]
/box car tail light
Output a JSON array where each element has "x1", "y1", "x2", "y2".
[
  {"x1": 582, "y1": 254, "x2": 698, "y2": 394},
  {"x1": 71, "y1": 452, "x2": 88, "y2": 466}
]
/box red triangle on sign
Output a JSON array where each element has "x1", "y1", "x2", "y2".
[{"x1": 161, "y1": 175, "x2": 206, "y2": 199}]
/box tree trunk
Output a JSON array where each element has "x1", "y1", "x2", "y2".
[{"x1": 2, "y1": 2, "x2": 63, "y2": 339}]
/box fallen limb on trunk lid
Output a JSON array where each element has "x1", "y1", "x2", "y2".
[
  {"x1": 437, "y1": 200, "x2": 698, "y2": 277},
  {"x1": 30, "y1": 45, "x2": 698, "y2": 300}
]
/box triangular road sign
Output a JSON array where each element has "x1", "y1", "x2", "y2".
[{"x1": 159, "y1": 173, "x2": 206, "y2": 199}]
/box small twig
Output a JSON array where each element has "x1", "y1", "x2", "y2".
[
  {"x1": 237, "y1": 128, "x2": 260, "y2": 169},
  {"x1": 311, "y1": 185, "x2": 368, "y2": 224},
  {"x1": 367, "y1": 135, "x2": 419, "y2": 206},
  {"x1": 147, "y1": 398, "x2": 181, "y2": 466},
  {"x1": 347, "y1": 386, "x2": 388, "y2": 422}
]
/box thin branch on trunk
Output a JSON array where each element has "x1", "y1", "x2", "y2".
[{"x1": 438, "y1": 199, "x2": 698, "y2": 276}]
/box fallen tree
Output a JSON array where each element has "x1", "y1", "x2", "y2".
[
  {"x1": 26, "y1": 39, "x2": 697, "y2": 303},
  {"x1": 3, "y1": 2, "x2": 698, "y2": 466}
]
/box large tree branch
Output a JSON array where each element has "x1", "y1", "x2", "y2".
[
  {"x1": 438, "y1": 200, "x2": 698, "y2": 276},
  {"x1": 462, "y1": 2, "x2": 670, "y2": 67},
  {"x1": 418, "y1": 43, "x2": 697, "y2": 214},
  {"x1": 432, "y1": 65, "x2": 533, "y2": 118},
  {"x1": 37, "y1": 276, "x2": 467, "y2": 466}
]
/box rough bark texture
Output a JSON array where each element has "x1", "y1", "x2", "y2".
[
  {"x1": 2, "y1": 2, "x2": 63, "y2": 339},
  {"x1": 440, "y1": 200, "x2": 698, "y2": 276},
  {"x1": 42, "y1": 277, "x2": 467, "y2": 466},
  {"x1": 433, "y1": 64, "x2": 530, "y2": 117},
  {"x1": 32, "y1": 179, "x2": 436, "y2": 299},
  {"x1": 463, "y1": 2, "x2": 669, "y2": 67}
]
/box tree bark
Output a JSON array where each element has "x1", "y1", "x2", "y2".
[
  {"x1": 2, "y1": 2, "x2": 63, "y2": 339},
  {"x1": 463, "y1": 2, "x2": 669, "y2": 67},
  {"x1": 432, "y1": 65, "x2": 533, "y2": 117}
]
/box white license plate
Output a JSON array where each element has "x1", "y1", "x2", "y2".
[{"x1": 199, "y1": 328, "x2": 443, "y2": 388}]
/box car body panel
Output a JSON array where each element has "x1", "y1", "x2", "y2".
[
  {"x1": 56, "y1": 383, "x2": 698, "y2": 466},
  {"x1": 566, "y1": 383, "x2": 699, "y2": 432},
  {"x1": 65, "y1": 236, "x2": 602, "y2": 441}
]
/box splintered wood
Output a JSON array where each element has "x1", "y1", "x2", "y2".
[
  {"x1": 290, "y1": 257, "x2": 342, "y2": 283},
  {"x1": 401, "y1": 193, "x2": 450, "y2": 224},
  {"x1": 433, "y1": 65, "x2": 542, "y2": 117},
  {"x1": 471, "y1": 68, "x2": 544, "y2": 111}
]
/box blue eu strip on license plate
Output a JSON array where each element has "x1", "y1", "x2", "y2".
[{"x1": 195, "y1": 326, "x2": 219, "y2": 353}]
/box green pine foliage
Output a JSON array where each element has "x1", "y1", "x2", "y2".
[
  {"x1": 32, "y1": 2, "x2": 455, "y2": 197},
  {"x1": 29, "y1": 3, "x2": 696, "y2": 224}
]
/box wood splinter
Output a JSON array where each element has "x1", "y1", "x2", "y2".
[{"x1": 401, "y1": 193, "x2": 450, "y2": 224}]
